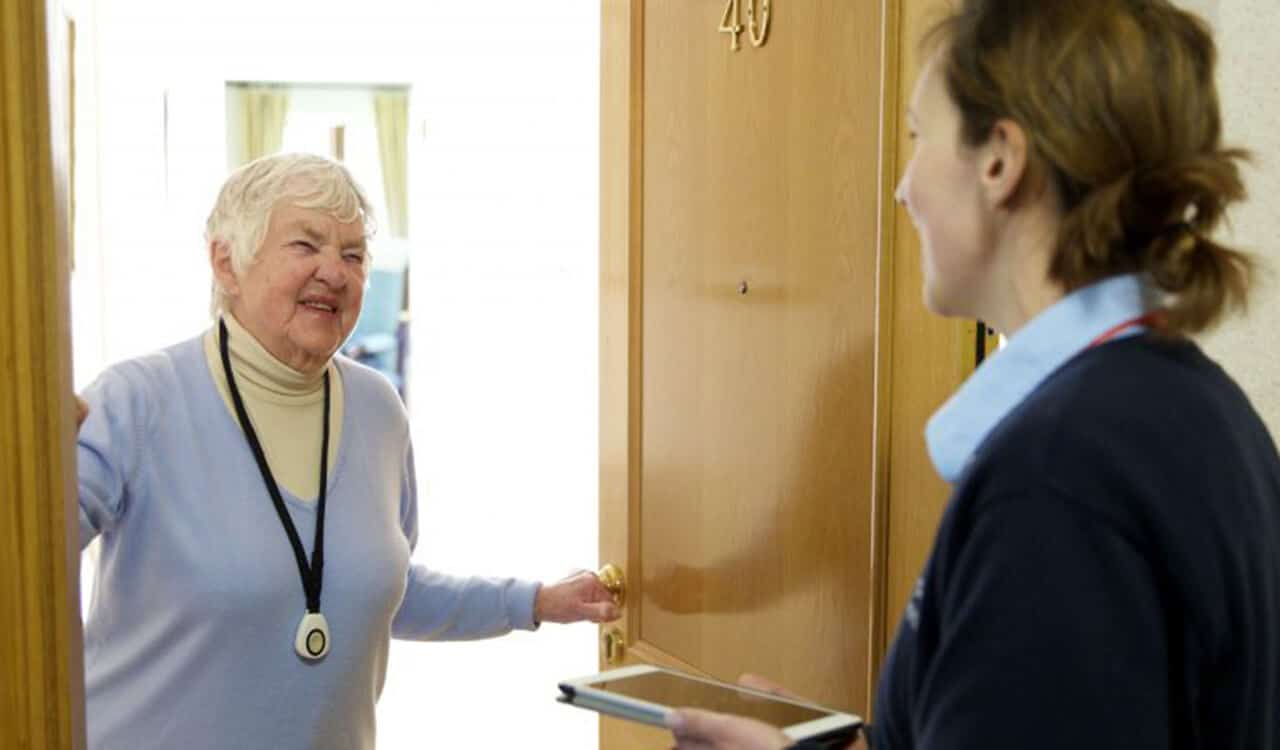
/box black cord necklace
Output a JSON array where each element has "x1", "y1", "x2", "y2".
[{"x1": 219, "y1": 317, "x2": 332, "y2": 660}]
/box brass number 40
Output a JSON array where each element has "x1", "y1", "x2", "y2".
[{"x1": 719, "y1": 0, "x2": 771, "y2": 52}]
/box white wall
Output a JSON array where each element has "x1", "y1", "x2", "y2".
[
  {"x1": 1178, "y1": 0, "x2": 1280, "y2": 436},
  {"x1": 69, "y1": 0, "x2": 222, "y2": 387},
  {"x1": 384, "y1": 5, "x2": 602, "y2": 750},
  {"x1": 71, "y1": 1, "x2": 601, "y2": 747}
]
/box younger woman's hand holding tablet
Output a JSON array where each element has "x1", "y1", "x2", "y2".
[
  {"x1": 667, "y1": 674, "x2": 864, "y2": 750},
  {"x1": 558, "y1": 666, "x2": 861, "y2": 749}
]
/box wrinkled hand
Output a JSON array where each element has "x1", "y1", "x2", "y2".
[
  {"x1": 534, "y1": 570, "x2": 621, "y2": 624},
  {"x1": 76, "y1": 396, "x2": 89, "y2": 429}
]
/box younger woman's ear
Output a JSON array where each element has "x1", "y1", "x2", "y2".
[{"x1": 979, "y1": 118, "x2": 1030, "y2": 208}]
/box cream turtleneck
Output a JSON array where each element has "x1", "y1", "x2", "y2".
[{"x1": 202, "y1": 313, "x2": 345, "y2": 501}]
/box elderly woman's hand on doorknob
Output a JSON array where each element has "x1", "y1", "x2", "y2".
[{"x1": 534, "y1": 570, "x2": 622, "y2": 624}]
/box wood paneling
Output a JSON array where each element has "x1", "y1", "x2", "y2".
[
  {"x1": 0, "y1": 0, "x2": 85, "y2": 747},
  {"x1": 599, "y1": 1, "x2": 647, "y2": 746},
  {"x1": 636, "y1": 0, "x2": 881, "y2": 714},
  {"x1": 599, "y1": 0, "x2": 643, "y2": 641}
]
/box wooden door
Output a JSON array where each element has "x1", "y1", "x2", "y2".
[
  {"x1": 0, "y1": 0, "x2": 85, "y2": 747},
  {"x1": 599, "y1": 1, "x2": 973, "y2": 747}
]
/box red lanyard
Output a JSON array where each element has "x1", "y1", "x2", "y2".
[{"x1": 1088, "y1": 311, "x2": 1164, "y2": 348}]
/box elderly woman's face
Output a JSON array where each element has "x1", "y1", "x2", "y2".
[{"x1": 221, "y1": 202, "x2": 367, "y2": 373}]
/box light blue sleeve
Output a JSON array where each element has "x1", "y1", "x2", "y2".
[
  {"x1": 390, "y1": 441, "x2": 541, "y2": 641},
  {"x1": 77, "y1": 363, "x2": 155, "y2": 550}
]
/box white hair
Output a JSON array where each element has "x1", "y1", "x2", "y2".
[{"x1": 205, "y1": 153, "x2": 376, "y2": 317}]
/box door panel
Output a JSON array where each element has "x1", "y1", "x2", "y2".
[
  {"x1": 600, "y1": 3, "x2": 882, "y2": 744},
  {"x1": 638, "y1": 0, "x2": 879, "y2": 709},
  {"x1": 600, "y1": 1, "x2": 967, "y2": 747}
]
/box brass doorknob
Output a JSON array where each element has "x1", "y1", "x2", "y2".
[
  {"x1": 601, "y1": 627, "x2": 626, "y2": 664},
  {"x1": 596, "y1": 563, "x2": 626, "y2": 607}
]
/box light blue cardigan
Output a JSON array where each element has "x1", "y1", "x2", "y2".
[{"x1": 78, "y1": 334, "x2": 538, "y2": 749}]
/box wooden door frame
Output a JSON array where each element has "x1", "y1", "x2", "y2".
[
  {"x1": 0, "y1": 0, "x2": 86, "y2": 747},
  {"x1": 600, "y1": 0, "x2": 662, "y2": 668},
  {"x1": 598, "y1": 0, "x2": 975, "y2": 715}
]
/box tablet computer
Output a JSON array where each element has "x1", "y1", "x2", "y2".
[{"x1": 558, "y1": 664, "x2": 862, "y2": 743}]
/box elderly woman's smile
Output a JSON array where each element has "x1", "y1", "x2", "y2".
[{"x1": 299, "y1": 293, "x2": 339, "y2": 314}]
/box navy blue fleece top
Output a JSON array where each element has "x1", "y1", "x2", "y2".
[{"x1": 872, "y1": 278, "x2": 1280, "y2": 749}]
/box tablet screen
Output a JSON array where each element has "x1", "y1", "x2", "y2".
[{"x1": 593, "y1": 670, "x2": 830, "y2": 727}]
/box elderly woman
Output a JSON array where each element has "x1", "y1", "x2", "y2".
[
  {"x1": 669, "y1": 1, "x2": 1280, "y2": 749},
  {"x1": 75, "y1": 153, "x2": 617, "y2": 749}
]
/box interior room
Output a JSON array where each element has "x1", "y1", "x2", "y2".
[{"x1": 2, "y1": 0, "x2": 1277, "y2": 748}]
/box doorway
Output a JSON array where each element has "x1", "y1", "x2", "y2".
[{"x1": 68, "y1": 1, "x2": 601, "y2": 747}]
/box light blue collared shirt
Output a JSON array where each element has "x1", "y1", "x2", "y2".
[{"x1": 926, "y1": 273, "x2": 1154, "y2": 483}]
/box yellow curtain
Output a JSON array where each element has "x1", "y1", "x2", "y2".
[
  {"x1": 230, "y1": 85, "x2": 290, "y2": 167},
  {"x1": 372, "y1": 89, "x2": 409, "y2": 238}
]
